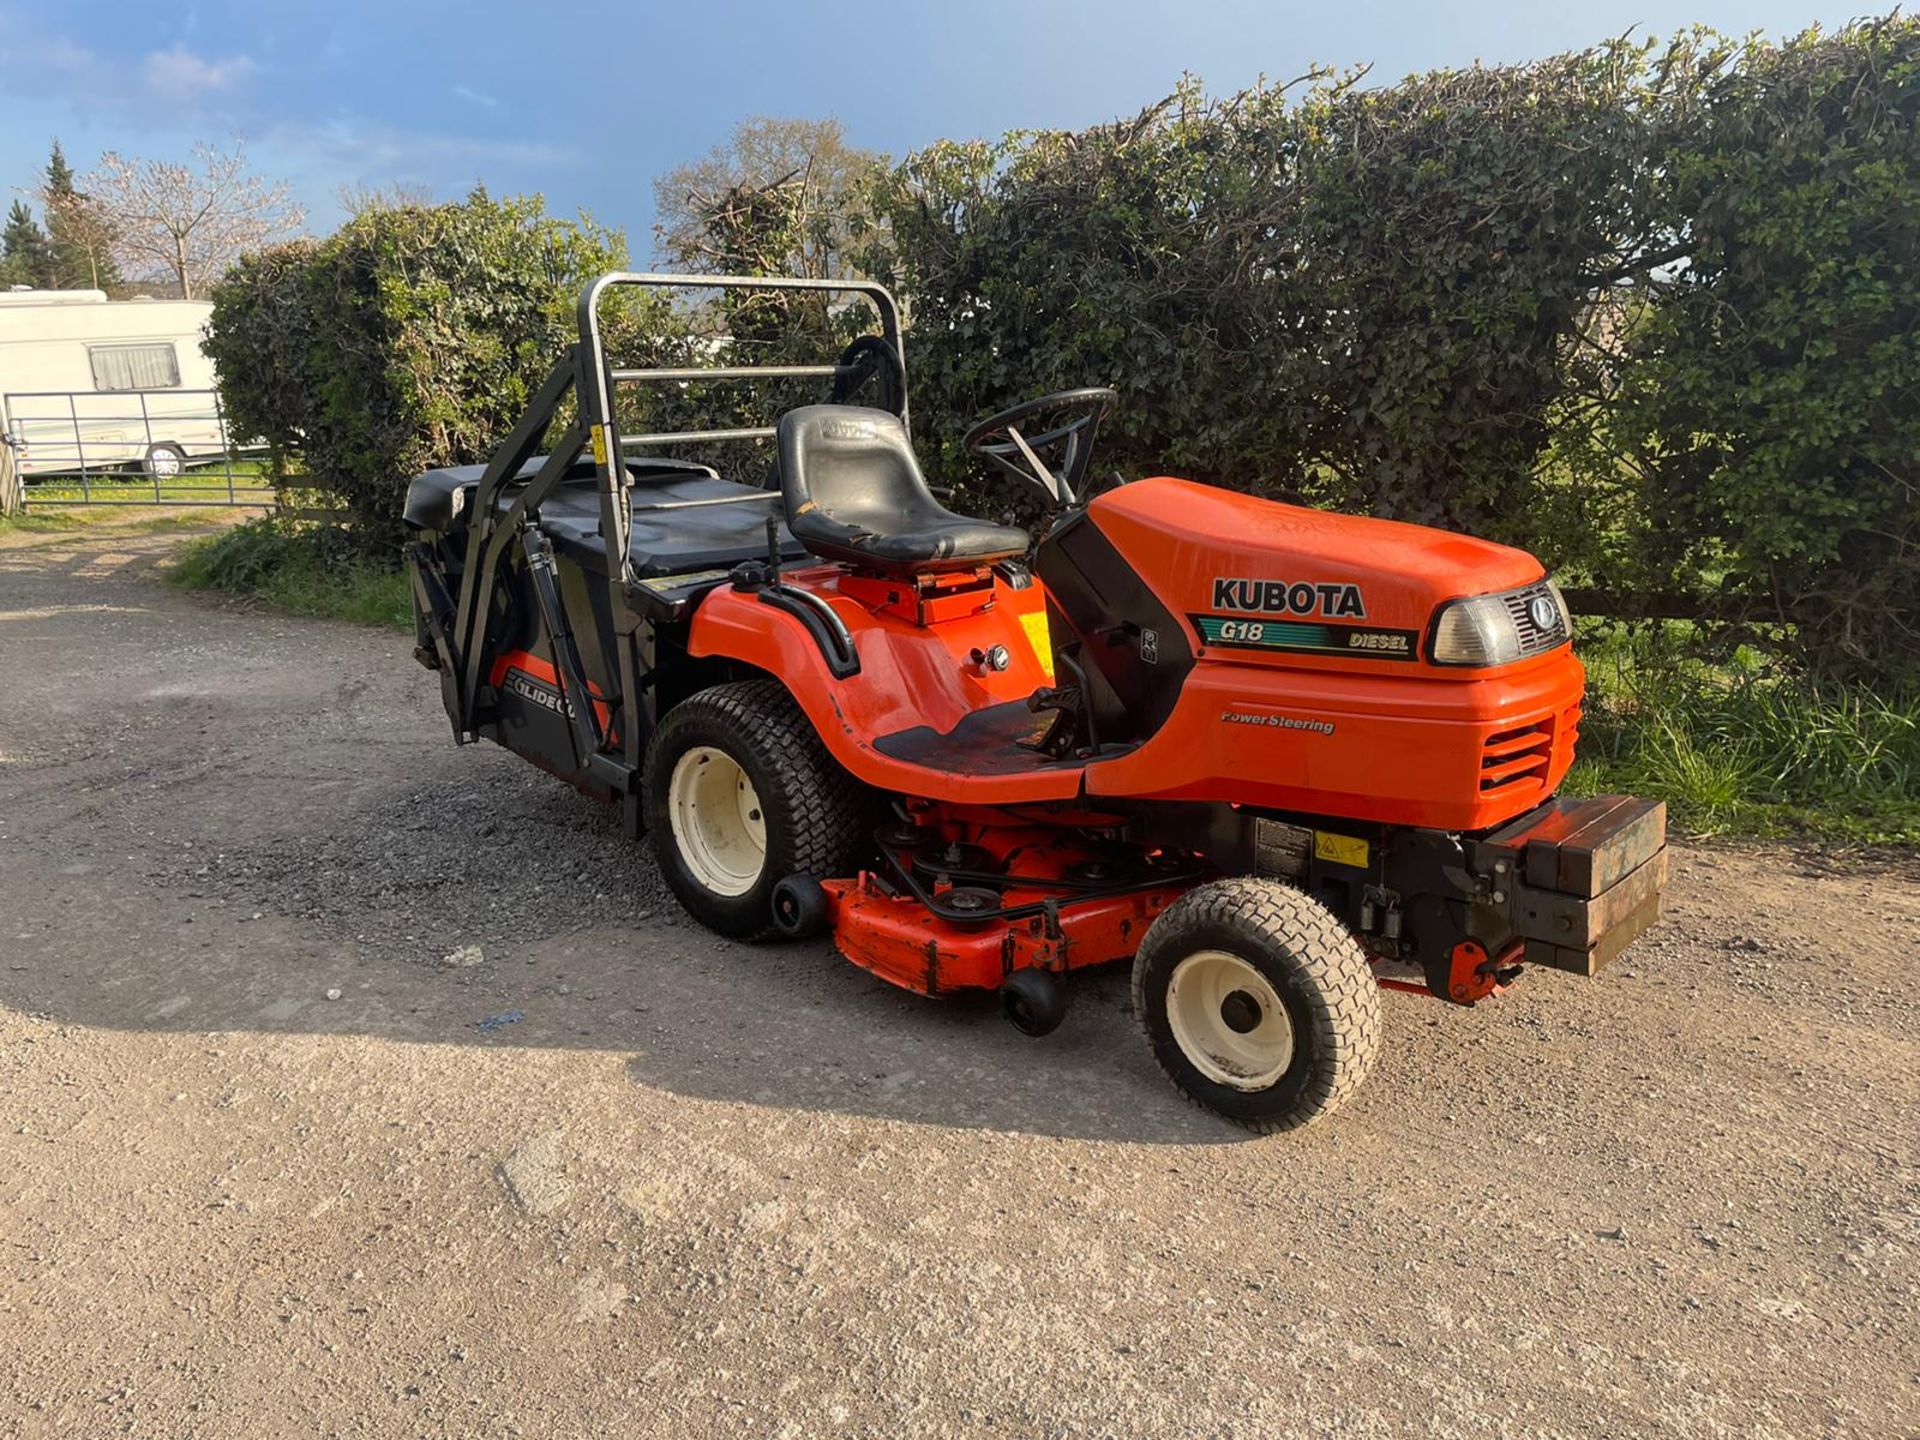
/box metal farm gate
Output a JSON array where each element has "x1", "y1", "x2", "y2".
[{"x1": 0, "y1": 388, "x2": 276, "y2": 508}]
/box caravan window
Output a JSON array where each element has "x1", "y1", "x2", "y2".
[{"x1": 88, "y1": 343, "x2": 182, "y2": 391}]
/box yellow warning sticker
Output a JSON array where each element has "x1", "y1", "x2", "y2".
[
  {"x1": 589, "y1": 424, "x2": 608, "y2": 465},
  {"x1": 1313, "y1": 831, "x2": 1371, "y2": 868},
  {"x1": 1019, "y1": 610, "x2": 1055, "y2": 680}
]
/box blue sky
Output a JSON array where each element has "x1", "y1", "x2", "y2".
[{"x1": 0, "y1": 0, "x2": 1864, "y2": 257}]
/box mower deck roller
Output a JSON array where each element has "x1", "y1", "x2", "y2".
[{"x1": 404, "y1": 271, "x2": 1668, "y2": 1133}]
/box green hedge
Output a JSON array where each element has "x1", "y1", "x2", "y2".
[
  {"x1": 859, "y1": 20, "x2": 1920, "y2": 683},
  {"x1": 1600, "y1": 22, "x2": 1920, "y2": 680},
  {"x1": 202, "y1": 22, "x2": 1919, "y2": 684},
  {"x1": 204, "y1": 191, "x2": 633, "y2": 546}
]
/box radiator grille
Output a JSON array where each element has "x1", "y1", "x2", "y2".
[
  {"x1": 1500, "y1": 582, "x2": 1570, "y2": 658},
  {"x1": 1560, "y1": 702, "x2": 1583, "y2": 760}
]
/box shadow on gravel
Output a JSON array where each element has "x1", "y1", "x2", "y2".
[
  {"x1": 0, "y1": 548, "x2": 1305, "y2": 1147},
  {"x1": 8, "y1": 750, "x2": 1248, "y2": 1147},
  {"x1": 609, "y1": 941, "x2": 1238, "y2": 1146}
]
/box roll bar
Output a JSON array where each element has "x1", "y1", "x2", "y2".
[
  {"x1": 578, "y1": 271, "x2": 905, "y2": 446},
  {"x1": 573, "y1": 271, "x2": 905, "y2": 590},
  {"x1": 440, "y1": 271, "x2": 905, "y2": 830}
]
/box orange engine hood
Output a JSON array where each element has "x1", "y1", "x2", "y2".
[{"x1": 1090, "y1": 477, "x2": 1547, "y2": 645}]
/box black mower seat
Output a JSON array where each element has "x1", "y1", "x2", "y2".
[
  {"x1": 402, "y1": 458, "x2": 808, "y2": 579},
  {"x1": 777, "y1": 405, "x2": 1029, "y2": 578}
]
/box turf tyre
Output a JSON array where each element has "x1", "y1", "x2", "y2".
[
  {"x1": 1132, "y1": 878, "x2": 1380, "y2": 1133},
  {"x1": 646, "y1": 680, "x2": 869, "y2": 940}
]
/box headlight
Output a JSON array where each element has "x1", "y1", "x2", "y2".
[
  {"x1": 1431, "y1": 595, "x2": 1522, "y2": 665},
  {"x1": 1430, "y1": 581, "x2": 1569, "y2": 666}
]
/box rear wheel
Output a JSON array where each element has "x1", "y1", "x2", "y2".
[
  {"x1": 1132, "y1": 878, "x2": 1380, "y2": 1132},
  {"x1": 645, "y1": 680, "x2": 869, "y2": 940}
]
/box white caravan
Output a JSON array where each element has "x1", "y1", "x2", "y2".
[{"x1": 0, "y1": 289, "x2": 227, "y2": 477}]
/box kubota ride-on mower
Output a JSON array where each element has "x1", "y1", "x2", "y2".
[{"x1": 405, "y1": 273, "x2": 1668, "y2": 1132}]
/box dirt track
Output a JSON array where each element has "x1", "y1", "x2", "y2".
[{"x1": 1, "y1": 523, "x2": 1916, "y2": 1439}]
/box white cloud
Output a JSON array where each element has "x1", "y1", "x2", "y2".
[
  {"x1": 143, "y1": 44, "x2": 255, "y2": 96},
  {"x1": 276, "y1": 117, "x2": 579, "y2": 176},
  {"x1": 0, "y1": 5, "x2": 577, "y2": 239},
  {"x1": 0, "y1": 8, "x2": 257, "y2": 113}
]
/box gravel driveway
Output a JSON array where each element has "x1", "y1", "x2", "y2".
[{"x1": 1, "y1": 522, "x2": 1916, "y2": 1438}]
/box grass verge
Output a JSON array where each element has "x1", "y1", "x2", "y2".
[
  {"x1": 1565, "y1": 627, "x2": 1919, "y2": 846},
  {"x1": 0, "y1": 507, "x2": 232, "y2": 538},
  {"x1": 167, "y1": 516, "x2": 412, "y2": 630},
  {"x1": 162, "y1": 521, "x2": 1916, "y2": 845}
]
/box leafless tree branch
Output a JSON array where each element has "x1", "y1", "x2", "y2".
[{"x1": 85, "y1": 141, "x2": 305, "y2": 300}]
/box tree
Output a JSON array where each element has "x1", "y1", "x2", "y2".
[
  {"x1": 1, "y1": 199, "x2": 55, "y2": 287},
  {"x1": 336, "y1": 179, "x2": 437, "y2": 216},
  {"x1": 204, "y1": 192, "x2": 641, "y2": 541},
  {"x1": 37, "y1": 139, "x2": 120, "y2": 290},
  {"x1": 654, "y1": 117, "x2": 888, "y2": 364},
  {"x1": 653, "y1": 116, "x2": 883, "y2": 279},
  {"x1": 85, "y1": 141, "x2": 304, "y2": 299}
]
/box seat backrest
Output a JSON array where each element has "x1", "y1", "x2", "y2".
[{"x1": 777, "y1": 405, "x2": 937, "y2": 532}]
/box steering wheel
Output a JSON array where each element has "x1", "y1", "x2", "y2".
[
  {"x1": 963, "y1": 387, "x2": 1118, "y2": 505},
  {"x1": 827, "y1": 335, "x2": 907, "y2": 417}
]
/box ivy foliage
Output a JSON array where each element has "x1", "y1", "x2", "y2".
[{"x1": 859, "y1": 51, "x2": 1686, "y2": 545}]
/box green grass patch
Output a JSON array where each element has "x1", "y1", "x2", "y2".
[
  {"x1": 168, "y1": 516, "x2": 411, "y2": 630},
  {"x1": 1566, "y1": 626, "x2": 1920, "y2": 845},
  {"x1": 156, "y1": 520, "x2": 1918, "y2": 844},
  {"x1": 24, "y1": 458, "x2": 279, "y2": 507}
]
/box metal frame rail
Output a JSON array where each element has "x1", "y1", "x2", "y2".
[{"x1": 427, "y1": 271, "x2": 904, "y2": 838}]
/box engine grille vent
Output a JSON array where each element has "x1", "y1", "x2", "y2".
[{"x1": 1481, "y1": 718, "x2": 1555, "y2": 792}]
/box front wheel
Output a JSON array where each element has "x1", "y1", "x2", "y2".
[
  {"x1": 1132, "y1": 878, "x2": 1381, "y2": 1133},
  {"x1": 645, "y1": 680, "x2": 870, "y2": 940}
]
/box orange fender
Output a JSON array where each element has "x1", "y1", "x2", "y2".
[{"x1": 686, "y1": 567, "x2": 1083, "y2": 804}]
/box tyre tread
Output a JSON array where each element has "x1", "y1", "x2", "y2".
[
  {"x1": 1132, "y1": 877, "x2": 1381, "y2": 1133},
  {"x1": 646, "y1": 680, "x2": 871, "y2": 940}
]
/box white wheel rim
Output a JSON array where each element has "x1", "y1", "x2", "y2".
[
  {"x1": 666, "y1": 745, "x2": 766, "y2": 897},
  {"x1": 150, "y1": 449, "x2": 182, "y2": 477},
  {"x1": 1166, "y1": 950, "x2": 1295, "y2": 1091}
]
